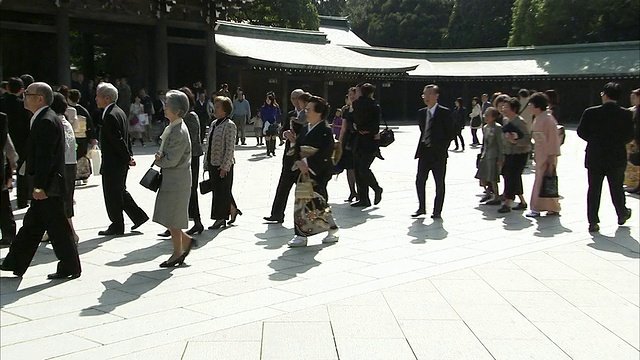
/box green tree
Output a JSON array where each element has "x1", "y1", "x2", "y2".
[
  {"x1": 234, "y1": 0, "x2": 320, "y2": 30},
  {"x1": 446, "y1": 0, "x2": 515, "y2": 48},
  {"x1": 316, "y1": 0, "x2": 347, "y2": 16},
  {"x1": 347, "y1": 0, "x2": 454, "y2": 48},
  {"x1": 508, "y1": 0, "x2": 541, "y2": 46}
]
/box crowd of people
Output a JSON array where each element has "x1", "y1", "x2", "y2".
[{"x1": 0, "y1": 72, "x2": 638, "y2": 279}]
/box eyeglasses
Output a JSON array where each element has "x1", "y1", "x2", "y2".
[{"x1": 23, "y1": 91, "x2": 42, "y2": 97}]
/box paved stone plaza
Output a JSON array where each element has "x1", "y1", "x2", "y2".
[{"x1": 1, "y1": 125, "x2": 638, "y2": 360}]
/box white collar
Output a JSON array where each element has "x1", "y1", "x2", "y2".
[
  {"x1": 307, "y1": 121, "x2": 321, "y2": 133},
  {"x1": 427, "y1": 103, "x2": 438, "y2": 116},
  {"x1": 30, "y1": 106, "x2": 48, "y2": 129}
]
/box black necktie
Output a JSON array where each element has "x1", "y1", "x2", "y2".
[{"x1": 422, "y1": 110, "x2": 432, "y2": 147}]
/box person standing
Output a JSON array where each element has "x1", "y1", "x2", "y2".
[
  {"x1": 231, "y1": 87, "x2": 251, "y2": 145},
  {"x1": 338, "y1": 88, "x2": 359, "y2": 202},
  {"x1": 451, "y1": 97, "x2": 466, "y2": 151},
  {"x1": 351, "y1": 83, "x2": 383, "y2": 207},
  {"x1": 263, "y1": 89, "x2": 306, "y2": 223},
  {"x1": 153, "y1": 90, "x2": 195, "y2": 267},
  {"x1": 180, "y1": 87, "x2": 205, "y2": 235},
  {"x1": 260, "y1": 93, "x2": 281, "y2": 156},
  {"x1": 577, "y1": 82, "x2": 634, "y2": 232},
  {"x1": 624, "y1": 89, "x2": 640, "y2": 194},
  {"x1": 67, "y1": 89, "x2": 98, "y2": 160},
  {"x1": 469, "y1": 97, "x2": 482, "y2": 146},
  {"x1": 413, "y1": 84, "x2": 455, "y2": 219},
  {"x1": 195, "y1": 92, "x2": 209, "y2": 142},
  {"x1": 481, "y1": 93, "x2": 492, "y2": 114},
  {"x1": 96, "y1": 83, "x2": 148, "y2": 236},
  {"x1": 525, "y1": 93, "x2": 561, "y2": 217},
  {"x1": 0, "y1": 82, "x2": 81, "y2": 279},
  {"x1": 117, "y1": 78, "x2": 132, "y2": 117},
  {"x1": 0, "y1": 77, "x2": 31, "y2": 209}
]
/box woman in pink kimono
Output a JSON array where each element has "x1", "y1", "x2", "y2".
[{"x1": 526, "y1": 92, "x2": 561, "y2": 217}]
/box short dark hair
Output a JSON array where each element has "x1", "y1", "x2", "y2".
[
  {"x1": 179, "y1": 86, "x2": 196, "y2": 108},
  {"x1": 528, "y1": 92, "x2": 549, "y2": 110},
  {"x1": 424, "y1": 84, "x2": 439, "y2": 95},
  {"x1": 7, "y1": 77, "x2": 24, "y2": 94},
  {"x1": 518, "y1": 89, "x2": 530, "y2": 98},
  {"x1": 20, "y1": 74, "x2": 34, "y2": 87},
  {"x1": 308, "y1": 96, "x2": 329, "y2": 119},
  {"x1": 68, "y1": 89, "x2": 81, "y2": 103},
  {"x1": 544, "y1": 89, "x2": 559, "y2": 106},
  {"x1": 602, "y1": 82, "x2": 621, "y2": 101},
  {"x1": 214, "y1": 96, "x2": 233, "y2": 116},
  {"x1": 506, "y1": 97, "x2": 521, "y2": 113},
  {"x1": 484, "y1": 107, "x2": 500, "y2": 119},
  {"x1": 472, "y1": 96, "x2": 480, "y2": 103},
  {"x1": 494, "y1": 94, "x2": 510, "y2": 106},
  {"x1": 50, "y1": 92, "x2": 68, "y2": 115},
  {"x1": 58, "y1": 85, "x2": 69, "y2": 99},
  {"x1": 481, "y1": 93, "x2": 489, "y2": 98},
  {"x1": 359, "y1": 83, "x2": 376, "y2": 97},
  {"x1": 298, "y1": 92, "x2": 312, "y2": 103}
]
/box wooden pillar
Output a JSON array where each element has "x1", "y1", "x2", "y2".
[
  {"x1": 402, "y1": 80, "x2": 408, "y2": 120},
  {"x1": 281, "y1": 73, "x2": 289, "y2": 114},
  {"x1": 155, "y1": 16, "x2": 169, "y2": 91},
  {"x1": 56, "y1": 1, "x2": 71, "y2": 86},
  {"x1": 205, "y1": 27, "x2": 216, "y2": 95}
]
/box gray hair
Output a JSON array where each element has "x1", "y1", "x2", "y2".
[
  {"x1": 96, "y1": 82, "x2": 119, "y2": 103},
  {"x1": 290, "y1": 89, "x2": 304, "y2": 99},
  {"x1": 165, "y1": 90, "x2": 189, "y2": 118},
  {"x1": 30, "y1": 82, "x2": 53, "y2": 105}
]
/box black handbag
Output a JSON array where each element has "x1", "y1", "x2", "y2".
[
  {"x1": 378, "y1": 117, "x2": 394, "y2": 147},
  {"x1": 199, "y1": 171, "x2": 212, "y2": 194},
  {"x1": 539, "y1": 170, "x2": 559, "y2": 198},
  {"x1": 139, "y1": 162, "x2": 162, "y2": 192}
]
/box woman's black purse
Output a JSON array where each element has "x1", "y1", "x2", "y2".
[
  {"x1": 378, "y1": 117, "x2": 394, "y2": 147},
  {"x1": 140, "y1": 162, "x2": 162, "y2": 192},
  {"x1": 539, "y1": 169, "x2": 559, "y2": 198},
  {"x1": 199, "y1": 171, "x2": 212, "y2": 194}
]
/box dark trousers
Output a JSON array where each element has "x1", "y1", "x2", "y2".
[
  {"x1": 270, "y1": 159, "x2": 297, "y2": 220},
  {"x1": 188, "y1": 156, "x2": 201, "y2": 222},
  {"x1": 502, "y1": 153, "x2": 529, "y2": 200},
  {"x1": 76, "y1": 138, "x2": 90, "y2": 160},
  {"x1": 587, "y1": 165, "x2": 627, "y2": 224},
  {"x1": 453, "y1": 130, "x2": 465, "y2": 149},
  {"x1": 415, "y1": 155, "x2": 447, "y2": 214},
  {"x1": 15, "y1": 160, "x2": 28, "y2": 208},
  {"x1": 354, "y1": 136, "x2": 380, "y2": 203},
  {"x1": 102, "y1": 165, "x2": 147, "y2": 232},
  {"x1": 0, "y1": 189, "x2": 16, "y2": 240},
  {"x1": 211, "y1": 165, "x2": 233, "y2": 220},
  {"x1": 1, "y1": 197, "x2": 81, "y2": 276},
  {"x1": 471, "y1": 128, "x2": 480, "y2": 145}
]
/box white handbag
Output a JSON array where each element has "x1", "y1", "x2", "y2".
[{"x1": 89, "y1": 145, "x2": 102, "y2": 175}]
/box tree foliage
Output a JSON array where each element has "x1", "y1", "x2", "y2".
[
  {"x1": 315, "y1": 0, "x2": 347, "y2": 16},
  {"x1": 233, "y1": 0, "x2": 320, "y2": 30},
  {"x1": 346, "y1": 0, "x2": 454, "y2": 49},
  {"x1": 446, "y1": 0, "x2": 515, "y2": 48},
  {"x1": 509, "y1": 0, "x2": 640, "y2": 46}
]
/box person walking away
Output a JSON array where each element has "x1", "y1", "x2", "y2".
[
  {"x1": 251, "y1": 109, "x2": 264, "y2": 145},
  {"x1": 452, "y1": 97, "x2": 466, "y2": 151},
  {"x1": 476, "y1": 107, "x2": 504, "y2": 206},
  {"x1": 231, "y1": 87, "x2": 251, "y2": 145},
  {"x1": 260, "y1": 93, "x2": 281, "y2": 156},
  {"x1": 469, "y1": 97, "x2": 482, "y2": 146}
]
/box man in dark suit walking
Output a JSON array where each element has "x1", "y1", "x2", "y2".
[
  {"x1": 577, "y1": 82, "x2": 634, "y2": 232},
  {"x1": 96, "y1": 83, "x2": 148, "y2": 236},
  {"x1": 0, "y1": 77, "x2": 31, "y2": 209},
  {"x1": 0, "y1": 82, "x2": 81, "y2": 279},
  {"x1": 413, "y1": 84, "x2": 455, "y2": 219},
  {"x1": 264, "y1": 89, "x2": 306, "y2": 223}
]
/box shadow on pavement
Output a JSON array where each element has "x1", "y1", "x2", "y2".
[
  {"x1": 330, "y1": 203, "x2": 384, "y2": 229},
  {"x1": 0, "y1": 277, "x2": 67, "y2": 308},
  {"x1": 255, "y1": 223, "x2": 293, "y2": 250},
  {"x1": 587, "y1": 227, "x2": 640, "y2": 258},
  {"x1": 502, "y1": 212, "x2": 533, "y2": 231},
  {"x1": 408, "y1": 218, "x2": 449, "y2": 243},
  {"x1": 533, "y1": 216, "x2": 573, "y2": 237},
  {"x1": 80, "y1": 269, "x2": 174, "y2": 316},
  {"x1": 267, "y1": 243, "x2": 335, "y2": 280}
]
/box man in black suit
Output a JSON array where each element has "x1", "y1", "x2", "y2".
[
  {"x1": 413, "y1": 84, "x2": 455, "y2": 219},
  {"x1": 0, "y1": 82, "x2": 81, "y2": 279},
  {"x1": 351, "y1": 83, "x2": 383, "y2": 207},
  {"x1": 96, "y1": 83, "x2": 148, "y2": 236},
  {"x1": 264, "y1": 89, "x2": 307, "y2": 223},
  {"x1": 0, "y1": 77, "x2": 31, "y2": 209},
  {"x1": 577, "y1": 82, "x2": 634, "y2": 232}
]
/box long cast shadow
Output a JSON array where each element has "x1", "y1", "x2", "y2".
[
  {"x1": 533, "y1": 216, "x2": 572, "y2": 238},
  {"x1": 408, "y1": 218, "x2": 449, "y2": 244},
  {"x1": 0, "y1": 277, "x2": 71, "y2": 308},
  {"x1": 587, "y1": 227, "x2": 640, "y2": 258},
  {"x1": 267, "y1": 243, "x2": 335, "y2": 280}
]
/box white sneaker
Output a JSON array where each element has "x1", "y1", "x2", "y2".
[
  {"x1": 322, "y1": 229, "x2": 340, "y2": 243},
  {"x1": 287, "y1": 236, "x2": 308, "y2": 247}
]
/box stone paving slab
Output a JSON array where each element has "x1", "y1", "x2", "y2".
[{"x1": 1, "y1": 126, "x2": 638, "y2": 359}]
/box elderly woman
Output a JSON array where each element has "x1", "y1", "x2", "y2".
[
  {"x1": 526, "y1": 93, "x2": 561, "y2": 217},
  {"x1": 285, "y1": 96, "x2": 339, "y2": 247},
  {"x1": 153, "y1": 90, "x2": 194, "y2": 268},
  {"x1": 205, "y1": 96, "x2": 238, "y2": 229}
]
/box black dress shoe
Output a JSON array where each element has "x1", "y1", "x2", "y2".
[
  {"x1": 374, "y1": 188, "x2": 383, "y2": 205},
  {"x1": 411, "y1": 210, "x2": 426, "y2": 218},
  {"x1": 159, "y1": 254, "x2": 186, "y2": 268},
  {"x1": 186, "y1": 223, "x2": 204, "y2": 235},
  {"x1": 430, "y1": 214, "x2": 442, "y2": 219},
  {"x1": 47, "y1": 272, "x2": 81, "y2": 280},
  {"x1": 208, "y1": 220, "x2": 226, "y2": 230},
  {"x1": 588, "y1": 223, "x2": 600, "y2": 232},
  {"x1": 98, "y1": 229, "x2": 124, "y2": 236},
  {"x1": 345, "y1": 194, "x2": 358, "y2": 203},
  {"x1": 618, "y1": 208, "x2": 632, "y2": 225},
  {"x1": 350, "y1": 201, "x2": 371, "y2": 207},
  {"x1": 158, "y1": 230, "x2": 171, "y2": 237},
  {"x1": 131, "y1": 215, "x2": 149, "y2": 231},
  {"x1": 229, "y1": 209, "x2": 243, "y2": 224},
  {"x1": 263, "y1": 216, "x2": 284, "y2": 223}
]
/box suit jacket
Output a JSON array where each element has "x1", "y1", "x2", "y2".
[
  {"x1": 281, "y1": 109, "x2": 306, "y2": 168},
  {"x1": 295, "y1": 121, "x2": 334, "y2": 181},
  {"x1": 0, "y1": 93, "x2": 31, "y2": 158},
  {"x1": 0, "y1": 112, "x2": 8, "y2": 187},
  {"x1": 100, "y1": 103, "x2": 132, "y2": 172},
  {"x1": 205, "y1": 117, "x2": 236, "y2": 172},
  {"x1": 415, "y1": 104, "x2": 455, "y2": 159},
  {"x1": 25, "y1": 107, "x2": 66, "y2": 197},
  {"x1": 155, "y1": 120, "x2": 192, "y2": 192},
  {"x1": 577, "y1": 102, "x2": 634, "y2": 169},
  {"x1": 352, "y1": 96, "x2": 380, "y2": 134},
  {"x1": 184, "y1": 110, "x2": 203, "y2": 157}
]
